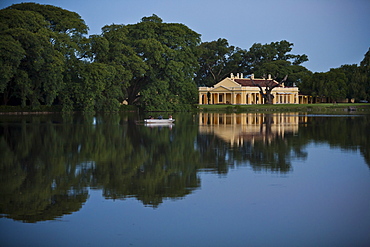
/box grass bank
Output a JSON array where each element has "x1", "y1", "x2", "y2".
[
  {"x1": 1, "y1": 103, "x2": 369, "y2": 114},
  {"x1": 0, "y1": 104, "x2": 137, "y2": 114},
  {"x1": 197, "y1": 103, "x2": 370, "y2": 114}
]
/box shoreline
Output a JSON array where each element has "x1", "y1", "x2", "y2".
[
  {"x1": 1, "y1": 103, "x2": 369, "y2": 114},
  {"x1": 197, "y1": 103, "x2": 370, "y2": 114}
]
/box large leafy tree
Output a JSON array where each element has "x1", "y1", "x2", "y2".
[
  {"x1": 195, "y1": 39, "x2": 309, "y2": 87},
  {"x1": 0, "y1": 6, "x2": 63, "y2": 106},
  {"x1": 195, "y1": 38, "x2": 248, "y2": 87},
  {"x1": 8, "y1": 2, "x2": 89, "y2": 59},
  {"x1": 359, "y1": 48, "x2": 370, "y2": 101},
  {"x1": 324, "y1": 68, "x2": 348, "y2": 102},
  {"x1": 93, "y1": 15, "x2": 201, "y2": 111},
  {"x1": 299, "y1": 48, "x2": 370, "y2": 102},
  {"x1": 254, "y1": 60, "x2": 312, "y2": 87},
  {"x1": 302, "y1": 69, "x2": 347, "y2": 102},
  {"x1": 0, "y1": 33, "x2": 25, "y2": 105},
  {"x1": 339, "y1": 64, "x2": 367, "y2": 102},
  {"x1": 246, "y1": 40, "x2": 309, "y2": 84},
  {"x1": 0, "y1": 3, "x2": 89, "y2": 109},
  {"x1": 245, "y1": 40, "x2": 308, "y2": 69},
  {"x1": 250, "y1": 75, "x2": 288, "y2": 104}
]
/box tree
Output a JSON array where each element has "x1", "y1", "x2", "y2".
[
  {"x1": 195, "y1": 38, "x2": 248, "y2": 87},
  {"x1": 324, "y1": 68, "x2": 348, "y2": 102},
  {"x1": 301, "y1": 69, "x2": 347, "y2": 103},
  {"x1": 250, "y1": 74, "x2": 288, "y2": 104},
  {"x1": 359, "y1": 48, "x2": 370, "y2": 101},
  {"x1": 0, "y1": 34, "x2": 25, "y2": 105},
  {"x1": 253, "y1": 60, "x2": 311, "y2": 87},
  {"x1": 0, "y1": 3, "x2": 89, "y2": 109},
  {"x1": 0, "y1": 7, "x2": 63, "y2": 107},
  {"x1": 195, "y1": 39, "x2": 309, "y2": 88},
  {"x1": 245, "y1": 40, "x2": 309, "y2": 85},
  {"x1": 298, "y1": 48, "x2": 370, "y2": 102},
  {"x1": 360, "y1": 48, "x2": 370, "y2": 69},
  {"x1": 94, "y1": 15, "x2": 201, "y2": 111},
  {"x1": 92, "y1": 24, "x2": 144, "y2": 107},
  {"x1": 245, "y1": 40, "x2": 308, "y2": 71},
  {"x1": 339, "y1": 64, "x2": 367, "y2": 102}
]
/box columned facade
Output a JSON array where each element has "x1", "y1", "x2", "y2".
[{"x1": 199, "y1": 74, "x2": 299, "y2": 105}]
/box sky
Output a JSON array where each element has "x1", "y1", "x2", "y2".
[{"x1": 1, "y1": 0, "x2": 369, "y2": 72}]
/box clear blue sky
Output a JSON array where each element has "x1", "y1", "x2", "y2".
[{"x1": 1, "y1": 0, "x2": 369, "y2": 72}]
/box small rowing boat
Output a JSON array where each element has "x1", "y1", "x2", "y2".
[
  {"x1": 144, "y1": 123, "x2": 174, "y2": 128},
  {"x1": 144, "y1": 118, "x2": 175, "y2": 124}
]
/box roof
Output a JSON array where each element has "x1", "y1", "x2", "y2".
[{"x1": 234, "y1": 78, "x2": 281, "y2": 87}]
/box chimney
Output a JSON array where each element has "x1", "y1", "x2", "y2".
[
  {"x1": 251, "y1": 74, "x2": 254, "y2": 79},
  {"x1": 237, "y1": 73, "x2": 240, "y2": 78},
  {"x1": 230, "y1": 73, "x2": 234, "y2": 78},
  {"x1": 268, "y1": 74, "x2": 271, "y2": 80},
  {"x1": 241, "y1": 73, "x2": 243, "y2": 78}
]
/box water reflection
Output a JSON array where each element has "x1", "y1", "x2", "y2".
[
  {"x1": 197, "y1": 113, "x2": 308, "y2": 173},
  {"x1": 199, "y1": 112, "x2": 303, "y2": 145},
  {"x1": 0, "y1": 112, "x2": 369, "y2": 223},
  {"x1": 0, "y1": 113, "x2": 200, "y2": 222}
]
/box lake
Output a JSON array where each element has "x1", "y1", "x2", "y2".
[{"x1": 1, "y1": 112, "x2": 369, "y2": 247}]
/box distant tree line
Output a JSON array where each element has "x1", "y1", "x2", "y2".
[
  {"x1": 194, "y1": 37, "x2": 369, "y2": 103},
  {"x1": 1, "y1": 3, "x2": 369, "y2": 111},
  {"x1": 298, "y1": 52, "x2": 370, "y2": 103}
]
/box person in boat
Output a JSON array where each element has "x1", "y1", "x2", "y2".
[
  {"x1": 169, "y1": 115, "x2": 172, "y2": 120},
  {"x1": 158, "y1": 115, "x2": 163, "y2": 119}
]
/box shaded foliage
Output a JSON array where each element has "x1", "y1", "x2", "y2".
[
  {"x1": 0, "y1": 5, "x2": 200, "y2": 112},
  {"x1": 195, "y1": 38, "x2": 248, "y2": 87},
  {"x1": 0, "y1": 3, "x2": 89, "y2": 110},
  {"x1": 93, "y1": 15, "x2": 201, "y2": 111},
  {"x1": 298, "y1": 48, "x2": 370, "y2": 102}
]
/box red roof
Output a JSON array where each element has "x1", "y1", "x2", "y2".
[{"x1": 234, "y1": 78, "x2": 280, "y2": 87}]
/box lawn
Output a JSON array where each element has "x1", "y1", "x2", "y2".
[{"x1": 197, "y1": 103, "x2": 370, "y2": 113}]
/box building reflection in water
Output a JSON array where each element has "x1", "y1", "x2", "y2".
[{"x1": 198, "y1": 113, "x2": 307, "y2": 146}]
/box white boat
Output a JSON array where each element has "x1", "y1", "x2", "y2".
[
  {"x1": 144, "y1": 122, "x2": 174, "y2": 128},
  {"x1": 144, "y1": 118, "x2": 175, "y2": 124}
]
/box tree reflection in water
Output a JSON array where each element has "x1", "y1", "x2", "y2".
[{"x1": 0, "y1": 112, "x2": 369, "y2": 222}]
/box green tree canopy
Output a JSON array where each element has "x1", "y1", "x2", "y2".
[
  {"x1": 0, "y1": 7, "x2": 63, "y2": 107},
  {"x1": 245, "y1": 40, "x2": 309, "y2": 83},
  {"x1": 93, "y1": 15, "x2": 201, "y2": 111},
  {"x1": 253, "y1": 60, "x2": 312, "y2": 87},
  {"x1": 195, "y1": 39, "x2": 309, "y2": 87},
  {"x1": 194, "y1": 38, "x2": 248, "y2": 87},
  {"x1": 298, "y1": 48, "x2": 369, "y2": 102},
  {"x1": 338, "y1": 64, "x2": 367, "y2": 102},
  {"x1": 245, "y1": 40, "x2": 308, "y2": 69},
  {"x1": 0, "y1": 3, "x2": 89, "y2": 109},
  {"x1": 359, "y1": 48, "x2": 370, "y2": 100},
  {"x1": 301, "y1": 69, "x2": 348, "y2": 102}
]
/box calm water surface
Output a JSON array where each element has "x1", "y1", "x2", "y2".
[{"x1": 1, "y1": 112, "x2": 369, "y2": 247}]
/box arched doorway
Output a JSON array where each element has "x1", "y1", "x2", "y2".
[{"x1": 235, "y1": 94, "x2": 241, "y2": 104}]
